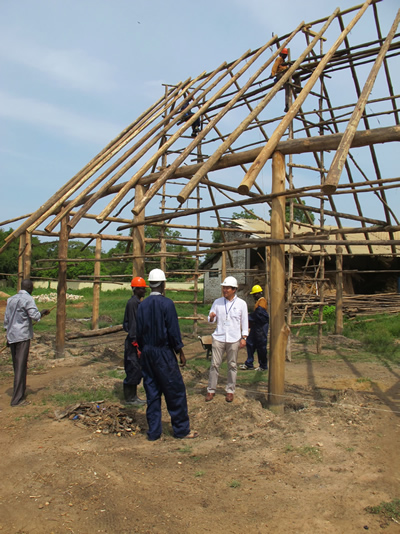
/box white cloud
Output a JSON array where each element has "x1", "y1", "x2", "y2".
[
  {"x1": 0, "y1": 91, "x2": 122, "y2": 144},
  {"x1": 0, "y1": 34, "x2": 117, "y2": 94}
]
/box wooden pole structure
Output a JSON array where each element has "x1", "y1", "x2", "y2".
[
  {"x1": 268, "y1": 152, "x2": 288, "y2": 414},
  {"x1": 335, "y1": 245, "x2": 344, "y2": 335},
  {"x1": 131, "y1": 35, "x2": 283, "y2": 215},
  {"x1": 92, "y1": 237, "x2": 102, "y2": 331},
  {"x1": 56, "y1": 216, "x2": 69, "y2": 358},
  {"x1": 95, "y1": 63, "x2": 229, "y2": 223},
  {"x1": 59, "y1": 79, "x2": 195, "y2": 231},
  {"x1": 3, "y1": 92, "x2": 173, "y2": 248},
  {"x1": 175, "y1": 24, "x2": 307, "y2": 205},
  {"x1": 238, "y1": 0, "x2": 373, "y2": 195},
  {"x1": 322, "y1": 8, "x2": 400, "y2": 194},
  {"x1": 132, "y1": 184, "x2": 146, "y2": 277}
]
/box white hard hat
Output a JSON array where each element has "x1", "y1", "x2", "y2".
[
  {"x1": 221, "y1": 276, "x2": 238, "y2": 288},
  {"x1": 148, "y1": 268, "x2": 167, "y2": 282}
]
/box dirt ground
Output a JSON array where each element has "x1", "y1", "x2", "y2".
[{"x1": 0, "y1": 313, "x2": 400, "y2": 533}]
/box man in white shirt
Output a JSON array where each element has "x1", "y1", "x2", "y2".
[
  {"x1": 4, "y1": 279, "x2": 50, "y2": 406},
  {"x1": 206, "y1": 276, "x2": 248, "y2": 403}
]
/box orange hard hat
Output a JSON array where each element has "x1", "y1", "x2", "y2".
[
  {"x1": 131, "y1": 276, "x2": 147, "y2": 288},
  {"x1": 282, "y1": 48, "x2": 288, "y2": 54}
]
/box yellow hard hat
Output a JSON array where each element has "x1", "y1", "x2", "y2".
[{"x1": 250, "y1": 284, "x2": 263, "y2": 295}]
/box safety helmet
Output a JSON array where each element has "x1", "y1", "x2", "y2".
[
  {"x1": 282, "y1": 47, "x2": 288, "y2": 55},
  {"x1": 131, "y1": 276, "x2": 147, "y2": 288},
  {"x1": 221, "y1": 276, "x2": 238, "y2": 288},
  {"x1": 250, "y1": 284, "x2": 263, "y2": 295},
  {"x1": 148, "y1": 268, "x2": 167, "y2": 282}
]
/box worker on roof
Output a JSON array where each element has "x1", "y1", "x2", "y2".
[
  {"x1": 122, "y1": 276, "x2": 147, "y2": 406},
  {"x1": 240, "y1": 285, "x2": 269, "y2": 372},
  {"x1": 179, "y1": 101, "x2": 201, "y2": 138},
  {"x1": 271, "y1": 47, "x2": 301, "y2": 113},
  {"x1": 136, "y1": 269, "x2": 198, "y2": 441}
]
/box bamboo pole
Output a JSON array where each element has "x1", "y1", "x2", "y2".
[
  {"x1": 268, "y1": 152, "x2": 288, "y2": 414},
  {"x1": 92, "y1": 237, "x2": 102, "y2": 331},
  {"x1": 322, "y1": 8, "x2": 400, "y2": 194},
  {"x1": 55, "y1": 216, "x2": 69, "y2": 358},
  {"x1": 239, "y1": 1, "x2": 373, "y2": 195},
  {"x1": 335, "y1": 245, "x2": 344, "y2": 335}
]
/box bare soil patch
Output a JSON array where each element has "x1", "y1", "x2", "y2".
[{"x1": 0, "y1": 329, "x2": 399, "y2": 533}]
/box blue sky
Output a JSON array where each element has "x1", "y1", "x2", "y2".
[{"x1": 0, "y1": 0, "x2": 399, "y2": 242}]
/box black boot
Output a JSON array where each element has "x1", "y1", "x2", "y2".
[{"x1": 123, "y1": 384, "x2": 146, "y2": 406}]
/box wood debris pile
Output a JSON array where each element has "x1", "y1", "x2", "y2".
[{"x1": 54, "y1": 401, "x2": 141, "y2": 437}]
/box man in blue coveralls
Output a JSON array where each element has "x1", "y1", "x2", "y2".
[
  {"x1": 136, "y1": 268, "x2": 198, "y2": 441},
  {"x1": 239, "y1": 284, "x2": 269, "y2": 371},
  {"x1": 122, "y1": 276, "x2": 147, "y2": 406}
]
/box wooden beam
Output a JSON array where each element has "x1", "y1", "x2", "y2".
[
  {"x1": 56, "y1": 216, "x2": 69, "y2": 358},
  {"x1": 322, "y1": 8, "x2": 400, "y2": 194},
  {"x1": 268, "y1": 152, "x2": 288, "y2": 414},
  {"x1": 91, "y1": 237, "x2": 102, "y2": 331}
]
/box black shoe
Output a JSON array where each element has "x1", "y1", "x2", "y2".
[
  {"x1": 126, "y1": 396, "x2": 146, "y2": 406},
  {"x1": 123, "y1": 384, "x2": 146, "y2": 406}
]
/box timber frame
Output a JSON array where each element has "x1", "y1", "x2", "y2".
[{"x1": 1, "y1": 0, "x2": 399, "y2": 412}]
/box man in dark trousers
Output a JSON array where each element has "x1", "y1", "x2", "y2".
[
  {"x1": 122, "y1": 276, "x2": 147, "y2": 406},
  {"x1": 3, "y1": 279, "x2": 50, "y2": 406},
  {"x1": 136, "y1": 268, "x2": 198, "y2": 441},
  {"x1": 240, "y1": 284, "x2": 269, "y2": 372}
]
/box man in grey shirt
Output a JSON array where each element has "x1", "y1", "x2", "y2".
[{"x1": 4, "y1": 279, "x2": 50, "y2": 406}]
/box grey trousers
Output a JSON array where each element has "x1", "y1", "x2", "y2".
[
  {"x1": 10, "y1": 340, "x2": 30, "y2": 406},
  {"x1": 207, "y1": 338, "x2": 240, "y2": 394}
]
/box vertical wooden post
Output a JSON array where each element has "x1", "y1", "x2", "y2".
[
  {"x1": 17, "y1": 234, "x2": 26, "y2": 291},
  {"x1": 221, "y1": 251, "x2": 227, "y2": 287},
  {"x1": 335, "y1": 245, "x2": 344, "y2": 335},
  {"x1": 56, "y1": 216, "x2": 69, "y2": 358},
  {"x1": 268, "y1": 151, "x2": 288, "y2": 414},
  {"x1": 132, "y1": 184, "x2": 145, "y2": 277},
  {"x1": 160, "y1": 184, "x2": 167, "y2": 273},
  {"x1": 23, "y1": 232, "x2": 32, "y2": 280},
  {"x1": 92, "y1": 237, "x2": 102, "y2": 330}
]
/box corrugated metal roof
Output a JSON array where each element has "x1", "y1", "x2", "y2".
[{"x1": 232, "y1": 219, "x2": 400, "y2": 255}]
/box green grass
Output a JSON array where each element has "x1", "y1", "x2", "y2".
[
  {"x1": 48, "y1": 387, "x2": 118, "y2": 405},
  {"x1": 228, "y1": 480, "x2": 241, "y2": 488},
  {"x1": 178, "y1": 444, "x2": 192, "y2": 453},
  {"x1": 195, "y1": 471, "x2": 205, "y2": 477},
  {"x1": 366, "y1": 498, "x2": 400, "y2": 523},
  {"x1": 284, "y1": 444, "x2": 322, "y2": 462}
]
